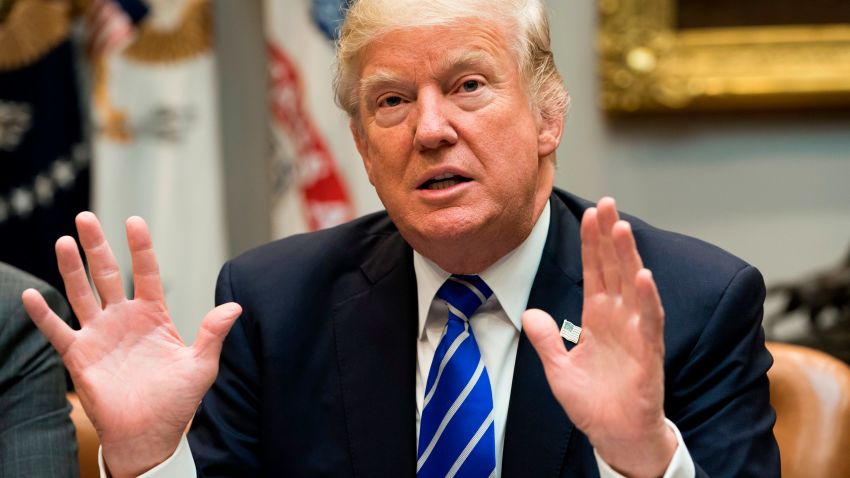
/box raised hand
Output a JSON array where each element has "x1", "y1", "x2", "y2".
[
  {"x1": 21, "y1": 212, "x2": 241, "y2": 478},
  {"x1": 523, "y1": 197, "x2": 677, "y2": 478}
]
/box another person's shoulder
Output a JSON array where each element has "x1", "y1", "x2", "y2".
[
  {"x1": 0, "y1": 262, "x2": 68, "y2": 319},
  {"x1": 1, "y1": 261, "x2": 51, "y2": 294},
  {"x1": 0, "y1": 268, "x2": 78, "y2": 477}
]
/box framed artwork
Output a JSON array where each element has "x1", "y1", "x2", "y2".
[{"x1": 598, "y1": 0, "x2": 850, "y2": 112}]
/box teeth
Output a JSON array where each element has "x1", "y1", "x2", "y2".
[
  {"x1": 432, "y1": 172, "x2": 455, "y2": 181},
  {"x1": 428, "y1": 178, "x2": 462, "y2": 190}
]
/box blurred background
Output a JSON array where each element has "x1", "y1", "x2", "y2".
[{"x1": 1, "y1": 0, "x2": 849, "y2": 359}]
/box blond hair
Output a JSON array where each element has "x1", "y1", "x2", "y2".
[{"x1": 334, "y1": 0, "x2": 569, "y2": 123}]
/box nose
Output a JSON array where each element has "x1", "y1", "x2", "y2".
[{"x1": 413, "y1": 89, "x2": 458, "y2": 151}]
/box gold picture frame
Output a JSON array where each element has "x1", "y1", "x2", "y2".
[{"x1": 598, "y1": 0, "x2": 850, "y2": 113}]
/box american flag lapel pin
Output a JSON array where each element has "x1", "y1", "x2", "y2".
[{"x1": 560, "y1": 320, "x2": 582, "y2": 344}]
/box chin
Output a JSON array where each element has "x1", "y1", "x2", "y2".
[
  {"x1": 393, "y1": 208, "x2": 482, "y2": 247},
  {"x1": 424, "y1": 207, "x2": 487, "y2": 237}
]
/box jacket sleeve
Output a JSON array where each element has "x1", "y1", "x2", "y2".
[
  {"x1": 188, "y1": 261, "x2": 262, "y2": 477},
  {"x1": 666, "y1": 265, "x2": 780, "y2": 477}
]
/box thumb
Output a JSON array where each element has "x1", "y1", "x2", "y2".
[
  {"x1": 522, "y1": 308, "x2": 568, "y2": 371},
  {"x1": 192, "y1": 302, "x2": 242, "y2": 362}
]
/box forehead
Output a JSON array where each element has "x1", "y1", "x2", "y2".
[{"x1": 356, "y1": 20, "x2": 517, "y2": 80}]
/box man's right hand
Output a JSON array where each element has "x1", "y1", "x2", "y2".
[{"x1": 21, "y1": 212, "x2": 241, "y2": 478}]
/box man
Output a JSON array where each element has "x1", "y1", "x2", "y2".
[
  {"x1": 1, "y1": 262, "x2": 78, "y2": 477},
  {"x1": 22, "y1": 0, "x2": 780, "y2": 476}
]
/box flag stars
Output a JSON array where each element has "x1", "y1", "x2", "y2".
[
  {"x1": 51, "y1": 159, "x2": 76, "y2": 189},
  {"x1": 72, "y1": 143, "x2": 90, "y2": 167},
  {"x1": 34, "y1": 174, "x2": 55, "y2": 206},
  {"x1": 0, "y1": 143, "x2": 87, "y2": 226},
  {"x1": 10, "y1": 187, "x2": 35, "y2": 217},
  {"x1": 0, "y1": 100, "x2": 32, "y2": 151}
]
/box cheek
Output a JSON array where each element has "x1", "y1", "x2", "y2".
[
  {"x1": 475, "y1": 98, "x2": 539, "y2": 150},
  {"x1": 362, "y1": 128, "x2": 413, "y2": 172},
  {"x1": 482, "y1": 127, "x2": 542, "y2": 196},
  {"x1": 477, "y1": 119, "x2": 540, "y2": 172}
]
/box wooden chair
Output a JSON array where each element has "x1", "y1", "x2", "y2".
[
  {"x1": 767, "y1": 341, "x2": 850, "y2": 478},
  {"x1": 68, "y1": 392, "x2": 100, "y2": 478}
]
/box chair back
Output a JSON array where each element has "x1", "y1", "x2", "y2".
[
  {"x1": 767, "y1": 341, "x2": 850, "y2": 478},
  {"x1": 68, "y1": 392, "x2": 100, "y2": 478}
]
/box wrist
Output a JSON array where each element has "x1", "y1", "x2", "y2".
[
  {"x1": 593, "y1": 421, "x2": 678, "y2": 478},
  {"x1": 102, "y1": 434, "x2": 182, "y2": 478}
]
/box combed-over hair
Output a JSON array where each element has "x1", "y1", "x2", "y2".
[{"x1": 334, "y1": 0, "x2": 569, "y2": 123}]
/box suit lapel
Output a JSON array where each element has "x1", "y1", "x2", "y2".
[
  {"x1": 333, "y1": 232, "x2": 418, "y2": 477},
  {"x1": 502, "y1": 194, "x2": 585, "y2": 477}
]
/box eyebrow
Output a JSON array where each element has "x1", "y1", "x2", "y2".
[
  {"x1": 359, "y1": 70, "x2": 402, "y2": 99},
  {"x1": 358, "y1": 50, "x2": 500, "y2": 98},
  {"x1": 438, "y1": 50, "x2": 498, "y2": 77}
]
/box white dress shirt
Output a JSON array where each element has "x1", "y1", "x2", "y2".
[{"x1": 104, "y1": 201, "x2": 695, "y2": 478}]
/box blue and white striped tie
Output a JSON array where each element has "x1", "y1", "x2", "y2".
[{"x1": 417, "y1": 274, "x2": 496, "y2": 478}]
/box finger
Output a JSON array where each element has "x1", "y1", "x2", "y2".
[
  {"x1": 22, "y1": 289, "x2": 76, "y2": 356},
  {"x1": 612, "y1": 220, "x2": 643, "y2": 309},
  {"x1": 636, "y1": 269, "x2": 665, "y2": 341},
  {"x1": 596, "y1": 197, "x2": 622, "y2": 295},
  {"x1": 192, "y1": 303, "x2": 243, "y2": 363},
  {"x1": 522, "y1": 308, "x2": 569, "y2": 374},
  {"x1": 55, "y1": 236, "x2": 101, "y2": 320},
  {"x1": 580, "y1": 207, "x2": 604, "y2": 297},
  {"x1": 126, "y1": 217, "x2": 165, "y2": 302},
  {"x1": 76, "y1": 211, "x2": 126, "y2": 306}
]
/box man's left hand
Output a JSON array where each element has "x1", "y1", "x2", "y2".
[{"x1": 523, "y1": 197, "x2": 677, "y2": 478}]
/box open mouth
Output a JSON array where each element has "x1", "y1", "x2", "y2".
[{"x1": 418, "y1": 173, "x2": 472, "y2": 191}]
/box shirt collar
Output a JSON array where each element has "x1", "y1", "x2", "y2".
[{"x1": 412, "y1": 200, "x2": 551, "y2": 339}]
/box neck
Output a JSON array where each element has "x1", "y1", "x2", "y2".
[
  {"x1": 408, "y1": 189, "x2": 551, "y2": 275},
  {"x1": 419, "y1": 238, "x2": 524, "y2": 275}
]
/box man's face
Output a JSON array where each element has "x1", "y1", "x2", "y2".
[{"x1": 352, "y1": 20, "x2": 561, "y2": 271}]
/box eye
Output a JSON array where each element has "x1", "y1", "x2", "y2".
[
  {"x1": 379, "y1": 95, "x2": 404, "y2": 108},
  {"x1": 460, "y1": 79, "x2": 482, "y2": 93}
]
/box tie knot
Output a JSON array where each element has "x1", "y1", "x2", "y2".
[{"x1": 436, "y1": 274, "x2": 493, "y2": 321}]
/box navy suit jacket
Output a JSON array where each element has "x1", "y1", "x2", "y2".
[{"x1": 189, "y1": 189, "x2": 780, "y2": 477}]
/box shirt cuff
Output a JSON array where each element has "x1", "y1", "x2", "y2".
[
  {"x1": 594, "y1": 418, "x2": 696, "y2": 478},
  {"x1": 98, "y1": 435, "x2": 197, "y2": 478}
]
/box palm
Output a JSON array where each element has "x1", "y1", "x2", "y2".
[
  {"x1": 67, "y1": 303, "x2": 201, "y2": 438},
  {"x1": 22, "y1": 213, "x2": 240, "y2": 477},
  {"x1": 523, "y1": 198, "x2": 674, "y2": 477},
  {"x1": 551, "y1": 293, "x2": 663, "y2": 442}
]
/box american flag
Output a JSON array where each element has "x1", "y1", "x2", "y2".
[{"x1": 560, "y1": 320, "x2": 583, "y2": 344}]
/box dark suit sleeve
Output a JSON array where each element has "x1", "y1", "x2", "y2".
[
  {"x1": 0, "y1": 278, "x2": 79, "y2": 477},
  {"x1": 188, "y1": 261, "x2": 262, "y2": 477},
  {"x1": 667, "y1": 265, "x2": 780, "y2": 477}
]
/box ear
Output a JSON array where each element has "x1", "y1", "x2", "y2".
[
  {"x1": 537, "y1": 112, "x2": 563, "y2": 157},
  {"x1": 350, "y1": 119, "x2": 376, "y2": 185}
]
